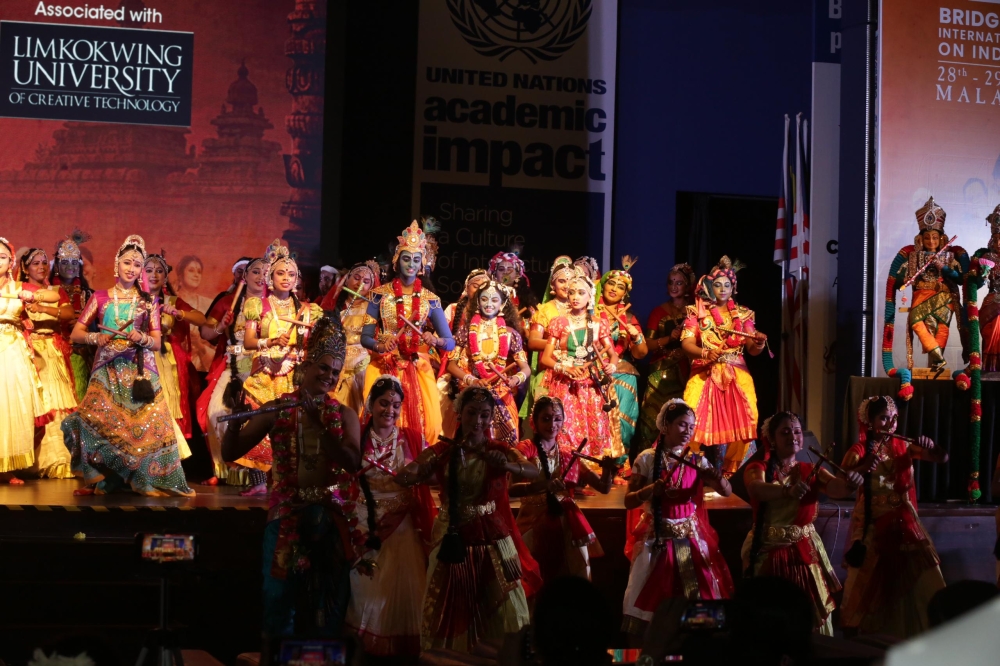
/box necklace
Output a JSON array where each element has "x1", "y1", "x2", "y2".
[
  {"x1": 297, "y1": 406, "x2": 321, "y2": 472},
  {"x1": 369, "y1": 426, "x2": 397, "y2": 457},
  {"x1": 468, "y1": 313, "x2": 509, "y2": 378},
  {"x1": 540, "y1": 440, "x2": 560, "y2": 475},
  {"x1": 112, "y1": 284, "x2": 137, "y2": 330}
]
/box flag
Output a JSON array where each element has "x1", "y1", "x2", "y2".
[
  {"x1": 774, "y1": 114, "x2": 790, "y2": 264},
  {"x1": 776, "y1": 114, "x2": 810, "y2": 415}
]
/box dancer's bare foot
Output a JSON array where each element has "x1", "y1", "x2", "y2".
[
  {"x1": 8, "y1": 477, "x2": 24, "y2": 485},
  {"x1": 201, "y1": 476, "x2": 219, "y2": 486},
  {"x1": 239, "y1": 484, "x2": 267, "y2": 497},
  {"x1": 73, "y1": 486, "x2": 95, "y2": 496}
]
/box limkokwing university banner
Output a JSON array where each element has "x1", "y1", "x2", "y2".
[{"x1": 412, "y1": 0, "x2": 618, "y2": 298}]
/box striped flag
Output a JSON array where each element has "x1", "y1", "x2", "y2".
[
  {"x1": 774, "y1": 115, "x2": 790, "y2": 264},
  {"x1": 776, "y1": 114, "x2": 810, "y2": 415}
]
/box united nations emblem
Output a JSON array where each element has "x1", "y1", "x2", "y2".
[{"x1": 447, "y1": 0, "x2": 593, "y2": 64}]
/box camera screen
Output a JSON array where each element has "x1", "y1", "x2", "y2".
[
  {"x1": 140, "y1": 534, "x2": 195, "y2": 563},
  {"x1": 680, "y1": 600, "x2": 726, "y2": 630},
  {"x1": 278, "y1": 640, "x2": 347, "y2": 666}
]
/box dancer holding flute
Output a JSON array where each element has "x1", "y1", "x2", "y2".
[
  {"x1": 839, "y1": 395, "x2": 947, "y2": 638},
  {"x1": 538, "y1": 271, "x2": 621, "y2": 468},
  {"x1": 62, "y1": 235, "x2": 194, "y2": 496},
  {"x1": 742, "y1": 411, "x2": 863, "y2": 635},
  {"x1": 321, "y1": 260, "x2": 379, "y2": 415},
  {"x1": 240, "y1": 240, "x2": 324, "y2": 495},
  {"x1": 222, "y1": 316, "x2": 366, "y2": 654},
  {"x1": 510, "y1": 396, "x2": 618, "y2": 583},
  {"x1": 447, "y1": 279, "x2": 531, "y2": 446},
  {"x1": 361, "y1": 221, "x2": 454, "y2": 445},
  {"x1": 621, "y1": 399, "x2": 733, "y2": 639}
]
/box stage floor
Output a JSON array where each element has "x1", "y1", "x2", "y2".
[{"x1": 0, "y1": 479, "x2": 750, "y2": 512}]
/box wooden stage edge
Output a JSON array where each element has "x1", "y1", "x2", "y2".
[{"x1": 0, "y1": 479, "x2": 754, "y2": 513}]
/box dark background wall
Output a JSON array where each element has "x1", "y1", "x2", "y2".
[{"x1": 613, "y1": 0, "x2": 814, "y2": 319}]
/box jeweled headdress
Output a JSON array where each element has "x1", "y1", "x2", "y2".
[
  {"x1": 477, "y1": 280, "x2": 508, "y2": 306},
  {"x1": 987, "y1": 203, "x2": 1000, "y2": 236},
  {"x1": 263, "y1": 238, "x2": 297, "y2": 289},
  {"x1": 656, "y1": 398, "x2": 691, "y2": 433},
  {"x1": 365, "y1": 374, "x2": 405, "y2": 413},
  {"x1": 114, "y1": 234, "x2": 147, "y2": 277},
  {"x1": 549, "y1": 255, "x2": 575, "y2": 283},
  {"x1": 0, "y1": 237, "x2": 13, "y2": 280},
  {"x1": 56, "y1": 229, "x2": 90, "y2": 263},
  {"x1": 858, "y1": 395, "x2": 897, "y2": 427},
  {"x1": 145, "y1": 249, "x2": 171, "y2": 275},
  {"x1": 567, "y1": 271, "x2": 596, "y2": 310},
  {"x1": 453, "y1": 385, "x2": 496, "y2": 414},
  {"x1": 603, "y1": 255, "x2": 638, "y2": 293},
  {"x1": 916, "y1": 196, "x2": 946, "y2": 233},
  {"x1": 392, "y1": 220, "x2": 428, "y2": 268},
  {"x1": 304, "y1": 316, "x2": 347, "y2": 364},
  {"x1": 670, "y1": 262, "x2": 697, "y2": 288},
  {"x1": 488, "y1": 250, "x2": 529, "y2": 287},
  {"x1": 349, "y1": 259, "x2": 381, "y2": 287},
  {"x1": 573, "y1": 256, "x2": 600, "y2": 280},
  {"x1": 420, "y1": 217, "x2": 441, "y2": 273},
  {"x1": 697, "y1": 255, "x2": 744, "y2": 301}
]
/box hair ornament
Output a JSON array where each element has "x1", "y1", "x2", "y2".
[
  {"x1": 453, "y1": 385, "x2": 495, "y2": 413},
  {"x1": 304, "y1": 316, "x2": 347, "y2": 365},
  {"x1": 145, "y1": 249, "x2": 171, "y2": 275},
  {"x1": 114, "y1": 234, "x2": 146, "y2": 277},
  {"x1": 392, "y1": 220, "x2": 429, "y2": 268},
  {"x1": 656, "y1": 398, "x2": 691, "y2": 433},
  {"x1": 231, "y1": 257, "x2": 251, "y2": 274},
  {"x1": 263, "y1": 239, "x2": 296, "y2": 289},
  {"x1": 858, "y1": 395, "x2": 897, "y2": 427},
  {"x1": 573, "y1": 256, "x2": 600, "y2": 280},
  {"x1": 365, "y1": 374, "x2": 405, "y2": 413},
  {"x1": 56, "y1": 229, "x2": 90, "y2": 263}
]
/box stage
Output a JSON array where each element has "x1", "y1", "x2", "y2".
[{"x1": 0, "y1": 481, "x2": 996, "y2": 663}]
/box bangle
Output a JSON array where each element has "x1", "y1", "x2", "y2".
[
  {"x1": 513, "y1": 371, "x2": 526, "y2": 385},
  {"x1": 464, "y1": 374, "x2": 475, "y2": 386}
]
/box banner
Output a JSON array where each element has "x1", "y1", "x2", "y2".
[
  {"x1": 412, "y1": 0, "x2": 617, "y2": 298},
  {"x1": 0, "y1": 1, "x2": 327, "y2": 369},
  {"x1": 876, "y1": 0, "x2": 1000, "y2": 373}
]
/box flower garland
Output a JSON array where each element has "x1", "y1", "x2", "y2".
[
  {"x1": 393, "y1": 278, "x2": 421, "y2": 356},
  {"x1": 956, "y1": 255, "x2": 993, "y2": 501},
  {"x1": 709, "y1": 299, "x2": 743, "y2": 348},
  {"x1": 467, "y1": 313, "x2": 509, "y2": 378},
  {"x1": 269, "y1": 392, "x2": 366, "y2": 578}
]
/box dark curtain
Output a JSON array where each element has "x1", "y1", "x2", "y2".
[{"x1": 842, "y1": 377, "x2": 1000, "y2": 502}]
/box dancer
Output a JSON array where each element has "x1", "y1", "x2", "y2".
[
  {"x1": 19, "y1": 247, "x2": 76, "y2": 479},
  {"x1": 573, "y1": 256, "x2": 601, "y2": 282},
  {"x1": 538, "y1": 272, "x2": 621, "y2": 464},
  {"x1": 621, "y1": 400, "x2": 734, "y2": 638},
  {"x1": 488, "y1": 249, "x2": 537, "y2": 313},
  {"x1": 144, "y1": 252, "x2": 207, "y2": 440},
  {"x1": 361, "y1": 221, "x2": 455, "y2": 445},
  {"x1": 439, "y1": 268, "x2": 489, "y2": 439},
  {"x1": 743, "y1": 411, "x2": 863, "y2": 635},
  {"x1": 0, "y1": 237, "x2": 55, "y2": 483},
  {"x1": 443, "y1": 268, "x2": 488, "y2": 333},
  {"x1": 447, "y1": 280, "x2": 531, "y2": 446},
  {"x1": 174, "y1": 255, "x2": 215, "y2": 372},
  {"x1": 346, "y1": 376, "x2": 437, "y2": 657},
  {"x1": 680, "y1": 256, "x2": 768, "y2": 475},
  {"x1": 321, "y1": 261, "x2": 380, "y2": 415},
  {"x1": 596, "y1": 257, "x2": 648, "y2": 465},
  {"x1": 62, "y1": 235, "x2": 194, "y2": 497},
  {"x1": 50, "y1": 231, "x2": 94, "y2": 402},
  {"x1": 222, "y1": 317, "x2": 365, "y2": 651},
  {"x1": 840, "y1": 395, "x2": 947, "y2": 638},
  {"x1": 198, "y1": 257, "x2": 265, "y2": 485},
  {"x1": 241, "y1": 240, "x2": 324, "y2": 495},
  {"x1": 520, "y1": 256, "x2": 574, "y2": 420},
  {"x1": 510, "y1": 396, "x2": 617, "y2": 583},
  {"x1": 395, "y1": 387, "x2": 541, "y2": 652},
  {"x1": 635, "y1": 264, "x2": 696, "y2": 459}
]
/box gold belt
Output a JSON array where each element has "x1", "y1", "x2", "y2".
[
  {"x1": 373, "y1": 489, "x2": 413, "y2": 515},
  {"x1": 296, "y1": 486, "x2": 332, "y2": 502},
  {"x1": 656, "y1": 513, "x2": 698, "y2": 539},
  {"x1": 764, "y1": 523, "x2": 815, "y2": 543},
  {"x1": 872, "y1": 492, "x2": 905, "y2": 507},
  {"x1": 460, "y1": 500, "x2": 496, "y2": 520}
]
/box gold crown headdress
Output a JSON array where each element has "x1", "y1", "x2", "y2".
[
  {"x1": 56, "y1": 229, "x2": 90, "y2": 263},
  {"x1": 392, "y1": 221, "x2": 428, "y2": 268},
  {"x1": 916, "y1": 196, "x2": 946, "y2": 233},
  {"x1": 114, "y1": 234, "x2": 147, "y2": 277},
  {"x1": 263, "y1": 239, "x2": 297, "y2": 289},
  {"x1": 303, "y1": 316, "x2": 347, "y2": 365}
]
